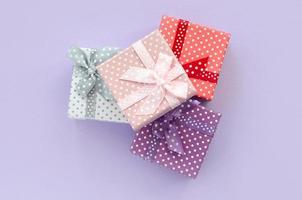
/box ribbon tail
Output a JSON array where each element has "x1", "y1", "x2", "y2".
[
  {"x1": 76, "y1": 75, "x2": 96, "y2": 96},
  {"x1": 95, "y1": 78, "x2": 114, "y2": 101},
  {"x1": 165, "y1": 80, "x2": 188, "y2": 100},
  {"x1": 118, "y1": 88, "x2": 152, "y2": 111},
  {"x1": 165, "y1": 64, "x2": 185, "y2": 82},
  {"x1": 136, "y1": 87, "x2": 165, "y2": 115},
  {"x1": 120, "y1": 67, "x2": 156, "y2": 84},
  {"x1": 85, "y1": 84, "x2": 97, "y2": 119},
  {"x1": 162, "y1": 63, "x2": 188, "y2": 107},
  {"x1": 164, "y1": 93, "x2": 181, "y2": 110},
  {"x1": 165, "y1": 121, "x2": 185, "y2": 155},
  {"x1": 151, "y1": 119, "x2": 166, "y2": 139},
  {"x1": 153, "y1": 53, "x2": 173, "y2": 78}
]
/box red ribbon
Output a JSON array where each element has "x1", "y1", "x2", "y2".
[{"x1": 172, "y1": 19, "x2": 219, "y2": 84}]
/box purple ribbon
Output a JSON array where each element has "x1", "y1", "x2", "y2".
[{"x1": 149, "y1": 98, "x2": 214, "y2": 156}]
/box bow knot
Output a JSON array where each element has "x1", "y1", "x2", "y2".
[
  {"x1": 69, "y1": 47, "x2": 115, "y2": 100},
  {"x1": 151, "y1": 99, "x2": 208, "y2": 155},
  {"x1": 87, "y1": 66, "x2": 96, "y2": 76},
  {"x1": 118, "y1": 41, "x2": 189, "y2": 115},
  {"x1": 153, "y1": 73, "x2": 166, "y2": 86}
]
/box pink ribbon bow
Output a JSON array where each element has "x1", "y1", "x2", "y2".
[{"x1": 118, "y1": 40, "x2": 188, "y2": 115}]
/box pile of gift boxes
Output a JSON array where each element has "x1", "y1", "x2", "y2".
[{"x1": 68, "y1": 16, "x2": 231, "y2": 178}]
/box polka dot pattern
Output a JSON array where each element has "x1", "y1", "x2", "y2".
[
  {"x1": 68, "y1": 47, "x2": 127, "y2": 123},
  {"x1": 160, "y1": 16, "x2": 231, "y2": 100},
  {"x1": 97, "y1": 30, "x2": 197, "y2": 131},
  {"x1": 130, "y1": 98, "x2": 221, "y2": 178},
  {"x1": 182, "y1": 57, "x2": 219, "y2": 83},
  {"x1": 172, "y1": 19, "x2": 189, "y2": 59}
]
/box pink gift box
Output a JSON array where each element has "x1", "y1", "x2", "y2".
[{"x1": 97, "y1": 30, "x2": 197, "y2": 130}]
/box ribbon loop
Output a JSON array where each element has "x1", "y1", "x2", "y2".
[
  {"x1": 69, "y1": 47, "x2": 114, "y2": 100},
  {"x1": 150, "y1": 98, "x2": 214, "y2": 155},
  {"x1": 118, "y1": 41, "x2": 188, "y2": 115}
]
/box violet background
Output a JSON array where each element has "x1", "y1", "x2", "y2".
[{"x1": 0, "y1": 0, "x2": 301, "y2": 199}]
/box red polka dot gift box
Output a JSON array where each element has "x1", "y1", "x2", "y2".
[
  {"x1": 159, "y1": 16, "x2": 231, "y2": 100},
  {"x1": 130, "y1": 97, "x2": 221, "y2": 178},
  {"x1": 97, "y1": 30, "x2": 197, "y2": 131}
]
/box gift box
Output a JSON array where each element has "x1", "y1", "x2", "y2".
[
  {"x1": 130, "y1": 97, "x2": 221, "y2": 178},
  {"x1": 68, "y1": 47, "x2": 127, "y2": 123},
  {"x1": 97, "y1": 30, "x2": 197, "y2": 130},
  {"x1": 159, "y1": 15, "x2": 231, "y2": 100}
]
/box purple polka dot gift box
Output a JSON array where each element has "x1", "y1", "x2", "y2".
[{"x1": 130, "y1": 97, "x2": 221, "y2": 178}]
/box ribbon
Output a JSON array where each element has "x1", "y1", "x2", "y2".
[
  {"x1": 118, "y1": 40, "x2": 188, "y2": 115},
  {"x1": 172, "y1": 19, "x2": 219, "y2": 84},
  {"x1": 146, "y1": 98, "x2": 215, "y2": 159},
  {"x1": 69, "y1": 47, "x2": 117, "y2": 118},
  {"x1": 69, "y1": 47, "x2": 114, "y2": 99}
]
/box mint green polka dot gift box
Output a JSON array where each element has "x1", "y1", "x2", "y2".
[{"x1": 68, "y1": 47, "x2": 127, "y2": 123}]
